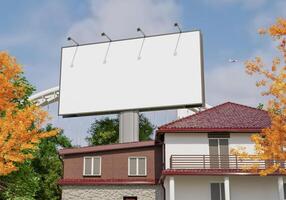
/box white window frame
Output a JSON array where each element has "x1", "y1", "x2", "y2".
[
  {"x1": 128, "y1": 156, "x2": 147, "y2": 176},
  {"x1": 83, "y1": 156, "x2": 101, "y2": 176}
]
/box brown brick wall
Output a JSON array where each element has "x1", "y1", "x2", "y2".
[{"x1": 62, "y1": 145, "x2": 162, "y2": 182}]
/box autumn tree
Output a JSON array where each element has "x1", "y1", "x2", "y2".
[
  {"x1": 234, "y1": 18, "x2": 286, "y2": 175},
  {"x1": 0, "y1": 52, "x2": 57, "y2": 176},
  {"x1": 0, "y1": 125, "x2": 72, "y2": 200}
]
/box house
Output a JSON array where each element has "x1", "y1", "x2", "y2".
[
  {"x1": 59, "y1": 102, "x2": 285, "y2": 200},
  {"x1": 58, "y1": 140, "x2": 164, "y2": 200},
  {"x1": 157, "y1": 102, "x2": 285, "y2": 200}
]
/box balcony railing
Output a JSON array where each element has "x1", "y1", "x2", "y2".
[{"x1": 170, "y1": 155, "x2": 285, "y2": 170}]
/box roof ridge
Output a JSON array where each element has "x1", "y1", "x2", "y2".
[
  {"x1": 225, "y1": 101, "x2": 268, "y2": 113},
  {"x1": 158, "y1": 102, "x2": 231, "y2": 129},
  {"x1": 157, "y1": 101, "x2": 270, "y2": 132}
]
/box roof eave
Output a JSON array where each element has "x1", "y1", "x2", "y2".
[
  {"x1": 58, "y1": 141, "x2": 161, "y2": 156},
  {"x1": 156, "y1": 128, "x2": 263, "y2": 134}
]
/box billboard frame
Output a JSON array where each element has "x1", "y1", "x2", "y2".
[{"x1": 58, "y1": 30, "x2": 205, "y2": 117}]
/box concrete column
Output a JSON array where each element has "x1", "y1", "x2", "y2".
[
  {"x1": 119, "y1": 111, "x2": 139, "y2": 143},
  {"x1": 278, "y1": 176, "x2": 284, "y2": 200},
  {"x1": 169, "y1": 176, "x2": 175, "y2": 200},
  {"x1": 224, "y1": 176, "x2": 230, "y2": 200}
]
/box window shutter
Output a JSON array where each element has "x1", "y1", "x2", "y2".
[
  {"x1": 138, "y1": 158, "x2": 146, "y2": 175},
  {"x1": 84, "y1": 157, "x2": 92, "y2": 175},
  {"x1": 93, "y1": 157, "x2": 101, "y2": 175},
  {"x1": 129, "y1": 158, "x2": 137, "y2": 175}
]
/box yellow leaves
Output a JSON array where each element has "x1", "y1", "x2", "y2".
[
  {"x1": 0, "y1": 52, "x2": 25, "y2": 112},
  {"x1": 230, "y1": 146, "x2": 247, "y2": 157},
  {"x1": 259, "y1": 164, "x2": 279, "y2": 176},
  {"x1": 0, "y1": 52, "x2": 59, "y2": 176},
  {"x1": 269, "y1": 18, "x2": 286, "y2": 37},
  {"x1": 256, "y1": 80, "x2": 267, "y2": 87},
  {"x1": 238, "y1": 18, "x2": 286, "y2": 176},
  {"x1": 39, "y1": 129, "x2": 58, "y2": 138},
  {"x1": 258, "y1": 28, "x2": 266, "y2": 35},
  {"x1": 245, "y1": 57, "x2": 263, "y2": 75}
]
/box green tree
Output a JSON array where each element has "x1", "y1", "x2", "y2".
[
  {"x1": 86, "y1": 114, "x2": 155, "y2": 145},
  {"x1": 0, "y1": 161, "x2": 40, "y2": 200},
  {"x1": 33, "y1": 125, "x2": 72, "y2": 200},
  {"x1": 0, "y1": 125, "x2": 72, "y2": 200}
]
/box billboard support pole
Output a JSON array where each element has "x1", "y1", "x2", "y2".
[{"x1": 119, "y1": 111, "x2": 139, "y2": 143}]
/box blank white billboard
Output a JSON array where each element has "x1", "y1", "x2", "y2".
[{"x1": 59, "y1": 31, "x2": 204, "y2": 116}]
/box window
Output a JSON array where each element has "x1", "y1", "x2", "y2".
[
  {"x1": 209, "y1": 138, "x2": 229, "y2": 169},
  {"x1": 128, "y1": 157, "x2": 147, "y2": 176},
  {"x1": 210, "y1": 183, "x2": 225, "y2": 200},
  {"x1": 83, "y1": 156, "x2": 101, "y2": 176},
  {"x1": 123, "y1": 197, "x2": 137, "y2": 200}
]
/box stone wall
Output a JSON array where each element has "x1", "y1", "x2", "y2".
[{"x1": 62, "y1": 185, "x2": 163, "y2": 200}]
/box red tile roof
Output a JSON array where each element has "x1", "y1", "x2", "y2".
[
  {"x1": 157, "y1": 102, "x2": 271, "y2": 133},
  {"x1": 59, "y1": 140, "x2": 158, "y2": 156}
]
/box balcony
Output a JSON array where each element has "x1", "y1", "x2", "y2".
[{"x1": 170, "y1": 155, "x2": 284, "y2": 170}]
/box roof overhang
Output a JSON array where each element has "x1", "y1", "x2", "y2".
[
  {"x1": 162, "y1": 169, "x2": 285, "y2": 176},
  {"x1": 59, "y1": 140, "x2": 160, "y2": 156},
  {"x1": 156, "y1": 128, "x2": 262, "y2": 134}
]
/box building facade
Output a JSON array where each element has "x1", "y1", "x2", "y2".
[
  {"x1": 59, "y1": 102, "x2": 286, "y2": 200},
  {"x1": 157, "y1": 102, "x2": 285, "y2": 200},
  {"x1": 59, "y1": 141, "x2": 163, "y2": 200}
]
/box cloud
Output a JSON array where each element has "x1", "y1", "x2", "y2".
[
  {"x1": 204, "y1": 0, "x2": 285, "y2": 108},
  {"x1": 205, "y1": 61, "x2": 268, "y2": 107},
  {"x1": 205, "y1": 32, "x2": 278, "y2": 108},
  {"x1": 67, "y1": 0, "x2": 181, "y2": 43},
  {"x1": 0, "y1": 34, "x2": 33, "y2": 47},
  {"x1": 202, "y1": 0, "x2": 267, "y2": 9},
  {"x1": 250, "y1": 0, "x2": 286, "y2": 32}
]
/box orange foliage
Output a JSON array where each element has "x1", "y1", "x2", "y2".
[
  {"x1": 0, "y1": 52, "x2": 57, "y2": 176},
  {"x1": 242, "y1": 18, "x2": 286, "y2": 175}
]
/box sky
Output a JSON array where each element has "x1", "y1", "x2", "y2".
[{"x1": 1, "y1": 0, "x2": 285, "y2": 146}]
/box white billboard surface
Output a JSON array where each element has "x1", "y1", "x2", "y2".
[{"x1": 59, "y1": 31, "x2": 204, "y2": 116}]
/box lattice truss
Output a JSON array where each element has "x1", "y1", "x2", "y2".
[{"x1": 29, "y1": 86, "x2": 59, "y2": 107}]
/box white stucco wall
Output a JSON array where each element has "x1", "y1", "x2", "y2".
[
  {"x1": 164, "y1": 176, "x2": 224, "y2": 200},
  {"x1": 164, "y1": 176, "x2": 281, "y2": 200},
  {"x1": 229, "y1": 133, "x2": 256, "y2": 154},
  {"x1": 164, "y1": 133, "x2": 256, "y2": 169},
  {"x1": 164, "y1": 133, "x2": 209, "y2": 168},
  {"x1": 230, "y1": 176, "x2": 279, "y2": 200}
]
